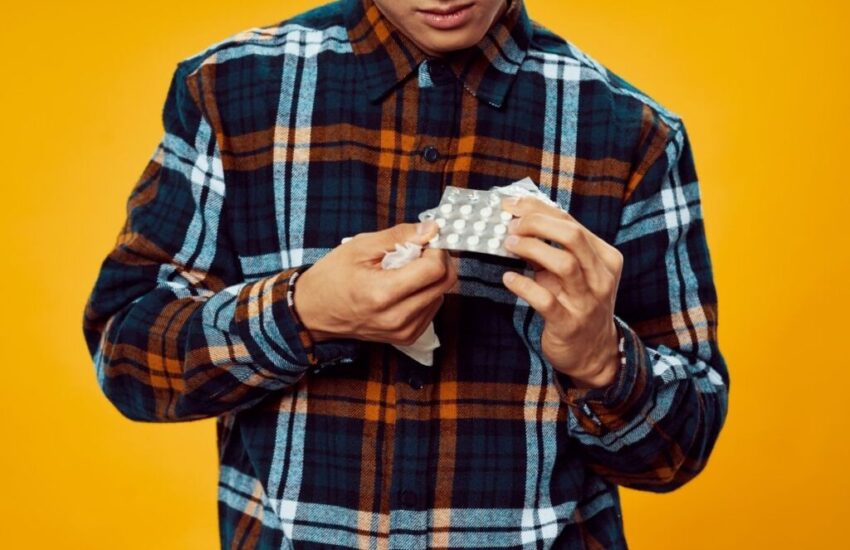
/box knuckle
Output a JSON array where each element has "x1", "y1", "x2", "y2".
[
  {"x1": 555, "y1": 255, "x2": 578, "y2": 276},
  {"x1": 351, "y1": 283, "x2": 369, "y2": 305},
  {"x1": 519, "y1": 276, "x2": 534, "y2": 292},
  {"x1": 350, "y1": 295, "x2": 369, "y2": 318},
  {"x1": 392, "y1": 310, "x2": 411, "y2": 331},
  {"x1": 379, "y1": 313, "x2": 404, "y2": 334},
  {"x1": 369, "y1": 288, "x2": 392, "y2": 308},
  {"x1": 541, "y1": 293, "x2": 559, "y2": 314},
  {"x1": 523, "y1": 213, "x2": 545, "y2": 232},
  {"x1": 421, "y1": 248, "x2": 444, "y2": 267},
  {"x1": 505, "y1": 196, "x2": 524, "y2": 212},
  {"x1": 397, "y1": 324, "x2": 420, "y2": 346},
  {"x1": 511, "y1": 215, "x2": 526, "y2": 232},
  {"x1": 397, "y1": 308, "x2": 417, "y2": 329},
  {"x1": 612, "y1": 247, "x2": 624, "y2": 268},
  {"x1": 509, "y1": 273, "x2": 526, "y2": 289},
  {"x1": 386, "y1": 333, "x2": 405, "y2": 346},
  {"x1": 561, "y1": 223, "x2": 581, "y2": 246},
  {"x1": 424, "y1": 257, "x2": 446, "y2": 281},
  {"x1": 527, "y1": 212, "x2": 545, "y2": 225},
  {"x1": 446, "y1": 270, "x2": 458, "y2": 289},
  {"x1": 597, "y1": 273, "x2": 615, "y2": 296},
  {"x1": 387, "y1": 223, "x2": 414, "y2": 243},
  {"x1": 428, "y1": 295, "x2": 444, "y2": 314},
  {"x1": 350, "y1": 230, "x2": 377, "y2": 249},
  {"x1": 517, "y1": 197, "x2": 538, "y2": 213},
  {"x1": 399, "y1": 336, "x2": 418, "y2": 347}
]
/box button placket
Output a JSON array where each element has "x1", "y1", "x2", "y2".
[{"x1": 386, "y1": 63, "x2": 457, "y2": 548}]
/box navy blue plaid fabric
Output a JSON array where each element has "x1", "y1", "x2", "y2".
[{"x1": 81, "y1": 0, "x2": 729, "y2": 547}]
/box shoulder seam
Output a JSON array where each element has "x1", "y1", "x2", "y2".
[
  {"x1": 527, "y1": 21, "x2": 682, "y2": 128},
  {"x1": 176, "y1": 5, "x2": 347, "y2": 76}
]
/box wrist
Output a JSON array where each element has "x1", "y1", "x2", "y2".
[
  {"x1": 569, "y1": 353, "x2": 619, "y2": 389},
  {"x1": 291, "y1": 267, "x2": 337, "y2": 343},
  {"x1": 567, "y1": 319, "x2": 620, "y2": 389}
]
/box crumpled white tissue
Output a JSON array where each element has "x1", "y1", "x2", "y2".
[
  {"x1": 381, "y1": 242, "x2": 441, "y2": 366},
  {"x1": 380, "y1": 242, "x2": 425, "y2": 269}
]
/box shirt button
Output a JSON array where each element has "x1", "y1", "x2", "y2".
[
  {"x1": 422, "y1": 146, "x2": 440, "y2": 163},
  {"x1": 400, "y1": 489, "x2": 418, "y2": 509},
  {"x1": 407, "y1": 375, "x2": 423, "y2": 390}
]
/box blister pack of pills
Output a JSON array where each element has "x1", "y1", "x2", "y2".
[
  {"x1": 418, "y1": 186, "x2": 519, "y2": 258},
  {"x1": 417, "y1": 177, "x2": 558, "y2": 259}
]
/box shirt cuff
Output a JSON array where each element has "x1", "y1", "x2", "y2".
[
  {"x1": 284, "y1": 265, "x2": 362, "y2": 371},
  {"x1": 552, "y1": 314, "x2": 653, "y2": 436}
]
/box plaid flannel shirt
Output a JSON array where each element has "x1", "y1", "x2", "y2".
[{"x1": 82, "y1": 0, "x2": 730, "y2": 547}]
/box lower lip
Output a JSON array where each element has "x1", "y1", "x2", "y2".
[{"x1": 418, "y1": 4, "x2": 474, "y2": 30}]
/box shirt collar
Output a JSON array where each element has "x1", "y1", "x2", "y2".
[{"x1": 344, "y1": 0, "x2": 532, "y2": 108}]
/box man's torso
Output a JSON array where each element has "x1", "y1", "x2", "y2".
[{"x1": 188, "y1": 0, "x2": 676, "y2": 547}]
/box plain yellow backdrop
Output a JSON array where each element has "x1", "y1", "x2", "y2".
[{"x1": 2, "y1": 0, "x2": 848, "y2": 548}]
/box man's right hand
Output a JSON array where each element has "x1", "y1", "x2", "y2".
[{"x1": 293, "y1": 221, "x2": 457, "y2": 347}]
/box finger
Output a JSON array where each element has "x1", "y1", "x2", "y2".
[
  {"x1": 500, "y1": 195, "x2": 567, "y2": 223},
  {"x1": 416, "y1": 247, "x2": 456, "y2": 290},
  {"x1": 439, "y1": 250, "x2": 459, "y2": 289},
  {"x1": 392, "y1": 255, "x2": 456, "y2": 309},
  {"x1": 421, "y1": 245, "x2": 449, "y2": 264},
  {"x1": 351, "y1": 221, "x2": 440, "y2": 259},
  {"x1": 354, "y1": 246, "x2": 448, "y2": 312},
  {"x1": 414, "y1": 294, "x2": 444, "y2": 332},
  {"x1": 387, "y1": 221, "x2": 440, "y2": 248},
  {"x1": 503, "y1": 235, "x2": 592, "y2": 299},
  {"x1": 391, "y1": 295, "x2": 444, "y2": 346},
  {"x1": 382, "y1": 278, "x2": 446, "y2": 345},
  {"x1": 501, "y1": 196, "x2": 617, "y2": 271},
  {"x1": 378, "y1": 250, "x2": 449, "y2": 301},
  {"x1": 507, "y1": 213, "x2": 607, "y2": 292},
  {"x1": 533, "y1": 269, "x2": 565, "y2": 300},
  {"x1": 501, "y1": 270, "x2": 565, "y2": 323}
]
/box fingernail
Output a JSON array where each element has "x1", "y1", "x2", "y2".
[
  {"x1": 504, "y1": 196, "x2": 521, "y2": 206},
  {"x1": 416, "y1": 220, "x2": 436, "y2": 235},
  {"x1": 505, "y1": 235, "x2": 519, "y2": 248},
  {"x1": 508, "y1": 218, "x2": 519, "y2": 232},
  {"x1": 503, "y1": 271, "x2": 517, "y2": 284}
]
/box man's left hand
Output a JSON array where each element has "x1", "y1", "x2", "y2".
[{"x1": 499, "y1": 196, "x2": 624, "y2": 390}]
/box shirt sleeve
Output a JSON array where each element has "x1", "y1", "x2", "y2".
[
  {"x1": 551, "y1": 118, "x2": 730, "y2": 492},
  {"x1": 81, "y1": 60, "x2": 360, "y2": 422}
]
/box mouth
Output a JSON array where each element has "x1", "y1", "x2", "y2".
[{"x1": 417, "y1": 3, "x2": 475, "y2": 30}]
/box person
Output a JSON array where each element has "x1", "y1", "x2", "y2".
[{"x1": 81, "y1": 0, "x2": 730, "y2": 547}]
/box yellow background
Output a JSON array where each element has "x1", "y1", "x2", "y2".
[{"x1": 2, "y1": 0, "x2": 848, "y2": 548}]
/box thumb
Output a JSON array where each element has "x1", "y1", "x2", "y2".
[{"x1": 387, "y1": 220, "x2": 439, "y2": 247}]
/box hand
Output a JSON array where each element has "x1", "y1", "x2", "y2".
[
  {"x1": 499, "y1": 196, "x2": 624, "y2": 389},
  {"x1": 294, "y1": 221, "x2": 457, "y2": 347}
]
